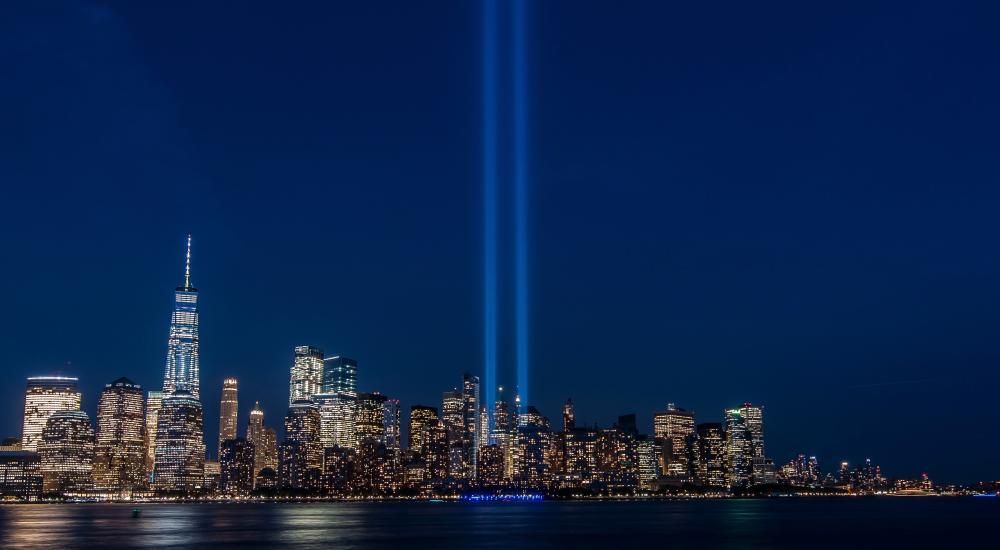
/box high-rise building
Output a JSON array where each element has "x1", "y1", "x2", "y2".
[
  {"x1": 144, "y1": 390, "x2": 163, "y2": 479},
  {"x1": 247, "y1": 401, "x2": 272, "y2": 478},
  {"x1": 476, "y1": 445, "x2": 505, "y2": 487},
  {"x1": 219, "y1": 437, "x2": 255, "y2": 496},
  {"x1": 93, "y1": 377, "x2": 146, "y2": 493},
  {"x1": 321, "y1": 356, "x2": 357, "y2": 396},
  {"x1": 218, "y1": 378, "x2": 239, "y2": 459},
  {"x1": 21, "y1": 376, "x2": 81, "y2": 452},
  {"x1": 153, "y1": 391, "x2": 205, "y2": 492},
  {"x1": 408, "y1": 405, "x2": 438, "y2": 455},
  {"x1": 653, "y1": 404, "x2": 695, "y2": 477},
  {"x1": 462, "y1": 373, "x2": 481, "y2": 476},
  {"x1": 0, "y1": 451, "x2": 43, "y2": 500},
  {"x1": 384, "y1": 397, "x2": 401, "y2": 451},
  {"x1": 259, "y1": 428, "x2": 278, "y2": 479},
  {"x1": 279, "y1": 400, "x2": 322, "y2": 491},
  {"x1": 512, "y1": 406, "x2": 550, "y2": 489},
  {"x1": 724, "y1": 408, "x2": 753, "y2": 488},
  {"x1": 162, "y1": 236, "x2": 200, "y2": 398},
  {"x1": 203, "y1": 460, "x2": 221, "y2": 492},
  {"x1": 739, "y1": 403, "x2": 764, "y2": 459},
  {"x1": 315, "y1": 392, "x2": 357, "y2": 449},
  {"x1": 696, "y1": 422, "x2": 726, "y2": 488},
  {"x1": 636, "y1": 436, "x2": 660, "y2": 490},
  {"x1": 563, "y1": 398, "x2": 575, "y2": 432},
  {"x1": 355, "y1": 393, "x2": 388, "y2": 444},
  {"x1": 322, "y1": 446, "x2": 356, "y2": 494},
  {"x1": 289, "y1": 346, "x2": 324, "y2": 404},
  {"x1": 39, "y1": 410, "x2": 94, "y2": 494}
]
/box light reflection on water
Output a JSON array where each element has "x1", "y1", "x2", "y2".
[{"x1": 0, "y1": 499, "x2": 994, "y2": 549}]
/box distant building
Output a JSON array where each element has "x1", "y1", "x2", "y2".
[
  {"x1": 218, "y1": 378, "x2": 239, "y2": 459},
  {"x1": 39, "y1": 410, "x2": 94, "y2": 494},
  {"x1": 476, "y1": 444, "x2": 505, "y2": 487},
  {"x1": 355, "y1": 393, "x2": 388, "y2": 445},
  {"x1": 279, "y1": 400, "x2": 322, "y2": 491},
  {"x1": 219, "y1": 438, "x2": 255, "y2": 496},
  {"x1": 636, "y1": 436, "x2": 660, "y2": 490},
  {"x1": 384, "y1": 397, "x2": 401, "y2": 451},
  {"x1": 740, "y1": 403, "x2": 764, "y2": 459},
  {"x1": 462, "y1": 374, "x2": 481, "y2": 478},
  {"x1": 562, "y1": 399, "x2": 575, "y2": 432},
  {"x1": 203, "y1": 460, "x2": 220, "y2": 492},
  {"x1": 162, "y1": 235, "x2": 201, "y2": 398},
  {"x1": 0, "y1": 438, "x2": 22, "y2": 452},
  {"x1": 513, "y1": 406, "x2": 550, "y2": 489},
  {"x1": 93, "y1": 377, "x2": 146, "y2": 494},
  {"x1": 653, "y1": 404, "x2": 695, "y2": 478},
  {"x1": 289, "y1": 346, "x2": 324, "y2": 404},
  {"x1": 21, "y1": 376, "x2": 81, "y2": 452},
  {"x1": 144, "y1": 391, "x2": 163, "y2": 480},
  {"x1": 315, "y1": 392, "x2": 357, "y2": 449},
  {"x1": 322, "y1": 446, "x2": 356, "y2": 494},
  {"x1": 154, "y1": 391, "x2": 205, "y2": 493},
  {"x1": 321, "y1": 356, "x2": 358, "y2": 396},
  {"x1": 724, "y1": 408, "x2": 753, "y2": 488},
  {"x1": 696, "y1": 422, "x2": 726, "y2": 488},
  {"x1": 0, "y1": 451, "x2": 42, "y2": 500},
  {"x1": 408, "y1": 405, "x2": 439, "y2": 455}
]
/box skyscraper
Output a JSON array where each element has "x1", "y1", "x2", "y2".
[
  {"x1": 219, "y1": 438, "x2": 255, "y2": 496},
  {"x1": 321, "y1": 356, "x2": 357, "y2": 395},
  {"x1": 39, "y1": 410, "x2": 94, "y2": 494},
  {"x1": 162, "y1": 235, "x2": 200, "y2": 398},
  {"x1": 355, "y1": 392, "x2": 388, "y2": 444},
  {"x1": 154, "y1": 237, "x2": 205, "y2": 492},
  {"x1": 563, "y1": 398, "x2": 575, "y2": 432},
  {"x1": 653, "y1": 404, "x2": 695, "y2": 477},
  {"x1": 384, "y1": 397, "x2": 401, "y2": 451},
  {"x1": 218, "y1": 378, "x2": 239, "y2": 458},
  {"x1": 408, "y1": 405, "x2": 438, "y2": 455},
  {"x1": 315, "y1": 392, "x2": 357, "y2": 449},
  {"x1": 724, "y1": 408, "x2": 753, "y2": 488},
  {"x1": 696, "y1": 422, "x2": 726, "y2": 488},
  {"x1": 154, "y1": 391, "x2": 205, "y2": 492},
  {"x1": 462, "y1": 373, "x2": 481, "y2": 477},
  {"x1": 144, "y1": 390, "x2": 162, "y2": 479},
  {"x1": 739, "y1": 402, "x2": 764, "y2": 459},
  {"x1": 21, "y1": 376, "x2": 81, "y2": 452},
  {"x1": 279, "y1": 400, "x2": 322, "y2": 490},
  {"x1": 247, "y1": 401, "x2": 267, "y2": 477},
  {"x1": 289, "y1": 346, "x2": 324, "y2": 404},
  {"x1": 93, "y1": 377, "x2": 146, "y2": 493}
]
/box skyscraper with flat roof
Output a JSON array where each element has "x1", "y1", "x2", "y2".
[
  {"x1": 289, "y1": 346, "x2": 324, "y2": 404},
  {"x1": 93, "y1": 377, "x2": 146, "y2": 493},
  {"x1": 21, "y1": 376, "x2": 81, "y2": 452},
  {"x1": 322, "y1": 356, "x2": 357, "y2": 396},
  {"x1": 39, "y1": 410, "x2": 94, "y2": 494}
]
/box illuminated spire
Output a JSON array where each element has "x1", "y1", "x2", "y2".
[{"x1": 184, "y1": 234, "x2": 192, "y2": 289}]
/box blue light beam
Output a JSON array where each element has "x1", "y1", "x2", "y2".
[
  {"x1": 513, "y1": 0, "x2": 529, "y2": 410},
  {"x1": 482, "y1": 0, "x2": 498, "y2": 434}
]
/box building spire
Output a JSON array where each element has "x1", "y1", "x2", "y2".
[{"x1": 184, "y1": 234, "x2": 192, "y2": 289}]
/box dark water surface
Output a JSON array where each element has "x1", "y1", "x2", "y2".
[{"x1": 0, "y1": 498, "x2": 995, "y2": 549}]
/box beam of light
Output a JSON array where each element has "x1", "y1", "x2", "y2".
[
  {"x1": 513, "y1": 0, "x2": 529, "y2": 410},
  {"x1": 482, "y1": 0, "x2": 498, "y2": 436}
]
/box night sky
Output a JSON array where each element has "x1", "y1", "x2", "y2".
[{"x1": 3, "y1": 1, "x2": 1000, "y2": 483}]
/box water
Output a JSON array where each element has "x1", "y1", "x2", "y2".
[{"x1": 0, "y1": 498, "x2": 995, "y2": 549}]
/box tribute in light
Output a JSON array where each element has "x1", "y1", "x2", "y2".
[
  {"x1": 482, "y1": 0, "x2": 498, "y2": 434},
  {"x1": 513, "y1": 0, "x2": 529, "y2": 410}
]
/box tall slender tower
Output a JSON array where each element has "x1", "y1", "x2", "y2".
[
  {"x1": 154, "y1": 237, "x2": 205, "y2": 492},
  {"x1": 163, "y1": 235, "x2": 200, "y2": 398},
  {"x1": 218, "y1": 378, "x2": 239, "y2": 457}
]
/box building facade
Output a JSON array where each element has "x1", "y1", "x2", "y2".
[
  {"x1": 218, "y1": 378, "x2": 239, "y2": 459},
  {"x1": 153, "y1": 391, "x2": 205, "y2": 492},
  {"x1": 39, "y1": 410, "x2": 94, "y2": 494},
  {"x1": 93, "y1": 377, "x2": 146, "y2": 493},
  {"x1": 21, "y1": 376, "x2": 81, "y2": 452},
  {"x1": 162, "y1": 235, "x2": 200, "y2": 398},
  {"x1": 289, "y1": 346, "x2": 324, "y2": 404}
]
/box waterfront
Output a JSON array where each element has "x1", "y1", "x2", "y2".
[{"x1": 0, "y1": 498, "x2": 995, "y2": 549}]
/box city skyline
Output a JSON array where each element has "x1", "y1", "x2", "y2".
[{"x1": 3, "y1": 2, "x2": 1000, "y2": 486}]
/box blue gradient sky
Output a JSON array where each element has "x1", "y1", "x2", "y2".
[{"x1": 2, "y1": 1, "x2": 1000, "y2": 482}]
